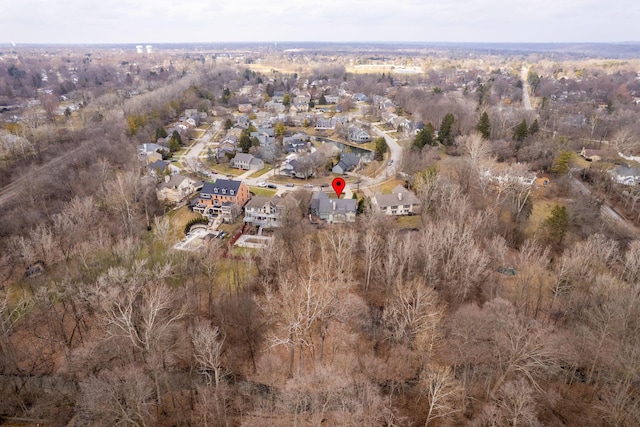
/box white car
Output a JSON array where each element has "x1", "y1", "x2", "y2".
[{"x1": 258, "y1": 182, "x2": 267, "y2": 187}]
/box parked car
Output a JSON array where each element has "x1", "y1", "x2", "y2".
[
  {"x1": 285, "y1": 183, "x2": 295, "y2": 187},
  {"x1": 258, "y1": 182, "x2": 267, "y2": 187},
  {"x1": 267, "y1": 184, "x2": 277, "y2": 189}
]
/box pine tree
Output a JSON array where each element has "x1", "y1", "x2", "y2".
[
  {"x1": 438, "y1": 114, "x2": 456, "y2": 146},
  {"x1": 513, "y1": 119, "x2": 529, "y2": 142},
  {"x1": 413, "y1": 125, "x2": 436, "y2": 149},
  {"x1": 476, "y1": 112, "x2": 491, "y2": 139},
  {"x1": 528, "y1": 119, "x2": 539, "y2": 135}
]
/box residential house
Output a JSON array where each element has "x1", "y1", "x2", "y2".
[
  {"x1": 193, "y1": 179, "x2": 250, "y2": 222},
  {"x1": 332, "y1": 152, "x2": 362, "y2": 175},
  {"x1": 235, "y1": 116, "x2": 250, "y2": 129},
  {"x1": 238, "y1": 103, "x2": 253, "y2": 113},
  {"x1": 370, "y1": 185, "x2": 421, "y2": 216},
  {"x1": 137, "y1": 143, "x2": 167, "y2": 161},
  {"x1": 353, "y1": 93, "x2": 369, "y2": 102},
  {"x1": 217, "y1": 138, "x2": 238, "y2": 160},
  {"x1": 156, "y1": 174, "x2": 200, "y2": 204},
  {"x1": 148, "y1": 160, "x2": 179, "y2": 180},
  {"x1": 310, "y1": 191, "x2": 357, "y2": 224},
  {"x1": 580, "y1": 147, "x2": 605, "y2": 162},
  {"x1": 243, "y1": 194, "x2": 298, "y2": 228},
  {"x1": 348, "y1": 126, "x2": 371, "y2": 143},
  {"x1": 315, "y1": 116, "x2": 348, "y2": 129},
  {"x1": 231, "y1": 152, "x2": 264, "y2": 171},
  {"x1": 324, "y1": 95, "x2": 340, "y2": 104},
  {"x1": 272, "y1": 91, "x2": 285, "y2": 103},
  {"x1": 263, "y1": 101, "x2": 286, "y2": 113},
  {"x1": 611, "y1": 165, "x2": 640, "y2": 186}
]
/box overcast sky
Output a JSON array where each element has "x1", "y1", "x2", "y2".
[{"x1": 1, "y1": 0, "x2": 638, "y2": 45}]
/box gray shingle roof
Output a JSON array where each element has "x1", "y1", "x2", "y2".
[{"x1": 201, "y1": 179, "x2": 242, "y2": 196}]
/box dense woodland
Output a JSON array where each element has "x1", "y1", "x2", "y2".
[{"x1": 1, "y1": 45, "x2": 640, "y2": 426}]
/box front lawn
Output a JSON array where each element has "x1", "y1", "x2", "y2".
[
  {"x1": 249, "y1": 165, "x2": 274, "y2": 179},
  {"x1": 210, "y1": 163, "x2": 245, "y2": 176},
  {"x1": 248, "y1": 186, "x2": 278, "y2": 197}
]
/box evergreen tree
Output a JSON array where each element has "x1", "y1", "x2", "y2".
[
  {"x1": 155, "y1": 127, "x2": 168, "y2": 141},
  {"x1": 239, "y1": 130, "x2": 252, "y2": 153},
  {"x1": 513, "y1": 119, "x2": 529, "y2": 142},
  {"x1": 528, "y1": 119, "x2": 539, "y2": 135},
  {"x1": 282, "y1": 93, "x2": 291, "y2": 107},
  {"x1": 544, "y1": 205, "x2": 569, "y2": 246},
  {"x1": 319, "y1": 94, "x2": 327, "y2": 105},
  {"x1": 551, "y1": 151, "x2": 572, "y2": 174},
  {"x1": 413, "y1": 125, "x2": 436, "y2": 149},
  {"x1": 374, "y1": 137, "x2": 388, "y2": 161},
  {"x1": 438, "y1": 113, "x2": 456, "y2": 146},
  {"x1": 476, "y1": 112, "x2": 491, "y2": 139}
]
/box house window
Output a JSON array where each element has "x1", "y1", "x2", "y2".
[
  {"x1": 214, "y1": 188, "x2": 218, "y2": 193},
  {"x1": 230, "y1": 190, "x2": 235, "y2": 195},
  {"x1": 222, "y1": 189, "x2": 226, "y2": 194}
]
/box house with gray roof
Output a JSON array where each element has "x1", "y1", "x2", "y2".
[
  {"x1": 332, "y1": 152, "x2": 362, "y2": 175},
  {"x1": 611, "y1": 164, "x2": 640, "y2": 186},
  {"x1": 156, "y1": 174, "x2": 200, "y2": 204},
  {"x1": 231, "y1": 153, "x2": 264, "y2": 171},
  {"x1": 194, "y1": 179, "x2": 251, "y2": 222},
  {"x1": 310, "y1": 191, "x2": 356, "y2": 224},
  {"x1": 244, "y1": 194, "x2": 298, "y2": 228},
  {"x1": 348, "y1": 126, "x2": 371, "y2": 143},
  {"x1": 370, "y1": 185, "x2": 421, "y2": 216}
]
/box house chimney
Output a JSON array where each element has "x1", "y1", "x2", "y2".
[
  {"x1": 333, "y1": 201, "x2": 336, "y2": 210},
  {"x1": 165, "y1": 174, "x2": 171, "y2": 183},
  {"x1": 398, "y1": 192, "x2": 403, "y2": 201}
]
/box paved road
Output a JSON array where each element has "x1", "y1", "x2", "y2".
[
  {"x1": 521, "y1": 64, "x2": 533, "y2": 111},
  {"x1": 570, "y1": 173, "x2": 639, "y2": 237}
]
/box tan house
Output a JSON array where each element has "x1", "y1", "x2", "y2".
[
  {"x1": 156, "y1": 174, "x2": 200, "y2": 204},
  {"x1": 370, "y1": 185, "x2": 421, "y2": 216}
]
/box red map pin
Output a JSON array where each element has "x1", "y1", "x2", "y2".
[{"x1": 331, "y1": 177, "x2": 345, "y2": 198}]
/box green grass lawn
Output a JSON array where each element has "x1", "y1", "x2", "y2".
[
  {"x1": 370, "y1": 178, "x2": 404, "y2": 194},
  {"x1": 248, "y1": 186, "x2": 278, "y2": 197},
  {"x1": 396, "y1": 215, "x2": 422, "y2": 229},
  {"x1": 249, "y1": 165, "x2": 274, "y2": 179},
  {"x1": 211, "y1": 163, "x2": 245, "y2": 176}
]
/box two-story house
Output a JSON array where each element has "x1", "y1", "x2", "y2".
[
  {"x1": 370, "y1": 185, "x2": 422, "y2": 216},
  {"x1": 231, "y1": 153, "x2": 265, "y2": 171},
  {"x1": 194, "y1": 179, "x2": 250, "y2": 222},
  {"x1": 310, "y1": 191, "x2": 356, "y2": 224},
  {"x1": 156, "y1": 174, "x2": 201, "y2": 204},
  {"x1": 348, "y1": 126, "x2": 371, "y2": 143},
  {"x1": 243, "y1": 195, "x2": 298, "y2": 228}
]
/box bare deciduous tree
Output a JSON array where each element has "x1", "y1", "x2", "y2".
[{"x1": 419, "y1": 364, "x2": 463, "y2": 426}]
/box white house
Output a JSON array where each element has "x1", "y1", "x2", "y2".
[{"x1": 231, "y1": 153, "x2": 264, "y2": 171}]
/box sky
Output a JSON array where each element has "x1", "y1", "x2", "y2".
[{"x1": 1, "y1": 0, "x2": 639, "y2": 45}]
